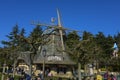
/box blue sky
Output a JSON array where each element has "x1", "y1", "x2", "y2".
[{"x1": 0, "y1": 0, "x2": 120, "y2": 47}]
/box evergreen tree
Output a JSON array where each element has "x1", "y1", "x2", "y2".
[
  {"x1": 1, "y1": 24, "x2": 20, "y2": 48},
  {"x1": 28, "y1": 25, "x2": 43, "y2": 53},
  {"x1": 66, "y1": 31, "x2": 80, "y2": 50},
  {"x1": 82, "y1": 31, "x2": 93, "y2": 40}
]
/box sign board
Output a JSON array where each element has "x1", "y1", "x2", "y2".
[{"x1": 47, "y1": 55, "x2": 63, "y2": 61}]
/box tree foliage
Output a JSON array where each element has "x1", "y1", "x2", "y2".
[{"x1": 1, "y1": 25, "x2": 120, "y2": 71}]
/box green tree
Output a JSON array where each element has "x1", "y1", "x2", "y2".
[
  {"x1": 66, "y1": 31, "x2": 80, "y2": 51},
  {"x1": 65, "y1": 31, "x2": 101, "y2": 79},
  {"x1": 2, "y1": 24, "x2": 20, "y2": 47},
  {"x1": 28, "y1": 25, "x2": 43, "y2": 53},
  {"x1": 82, "y1": 31, "x2": 93, "y2": 40},
  {"x1": 0, "y1": 47, "x2": 13, "y2": 80},
  {"x1": 17, "y1": 25, "x2": 43, "y2": 76},
  {"x1": 1, "y1": 24, "x2": 27, "y2": 78},
  {"x1": 18, "y1": 28, "x2": 29, "y2": 51}
]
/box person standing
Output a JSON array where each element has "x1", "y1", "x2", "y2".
[
  {"x1": 96, "y1": 74, "x2": 102, "y2": 80},
  {"x1": 103, "y1": 72, "x2": 108, "y2": 80}
]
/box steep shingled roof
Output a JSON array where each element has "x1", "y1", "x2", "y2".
[{"x1": 33, "y1": 28, "x2": 76, "y2": 65}]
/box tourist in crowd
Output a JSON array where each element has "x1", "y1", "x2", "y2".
[{"x1": 103, "y1": 71, "x2": 109, "y2": 80}]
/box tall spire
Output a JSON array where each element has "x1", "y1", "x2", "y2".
[
  {"x1": 57, "y1": 9, "x2": 62, "y2": 27},
  {"x1": 57, "y1": 9, "x2": 65, "y2": 54}
]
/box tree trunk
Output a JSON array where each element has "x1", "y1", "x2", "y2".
[
  {"x1": 84, "y1": 64, "x2": 87, "y2": 76},
  {"x1": 78, "y1": 62, "x2": 82, "y2": 80},
  {"x1": 1, "y1": 61, "x2": 6, "y2": 80},
  {"x1": 96, "y1": 60, "x2": 99, "y2": 74},
  {"x1": 29, "y1": 53, "x2": 32, "y2": 78},
  {"x1": 12, "y1": 60, "x2": 16, "y2": 78},
  {"x1": 42, "y1": 58, "x2": 45, "y2": 80},
  {"x1": 29, "y1": 63, "x2": 32, "y2": 77}
]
